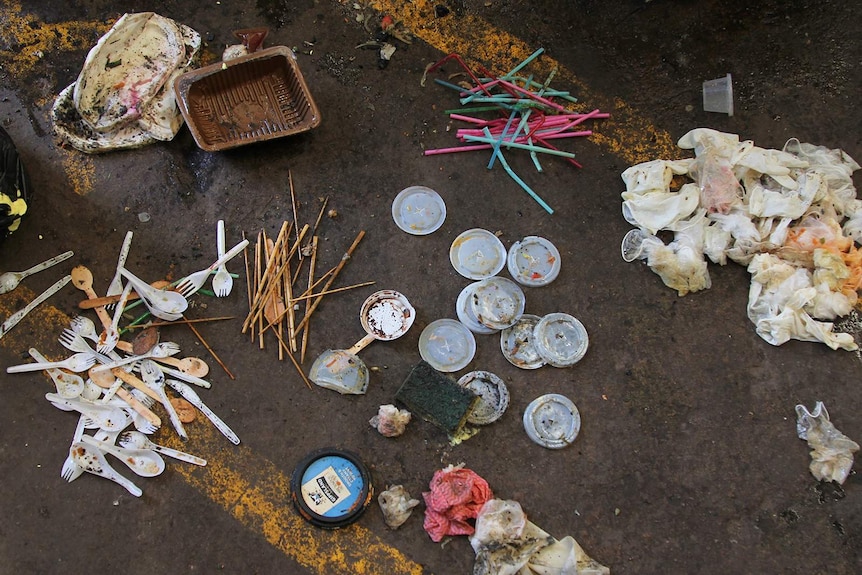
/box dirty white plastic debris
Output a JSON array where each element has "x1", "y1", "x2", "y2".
[
  {"x1": 795, "y1": 402, "x2": 859, "y2": 484},
  {"x1": 470, "y1": 499, "x2": 610, "y2": 575},
  {"x1": 456, "y1": 283, "x2": 497, "y2": 335},
  {"x1": 469, "y1": 276, "x2": 526, "y2": 331},
  {"x1": 369, "y1": 404, "x2": 411, "y2": 437},
  {"x1": 378, "y1": 484, "x2": 420, "y2": 529}
]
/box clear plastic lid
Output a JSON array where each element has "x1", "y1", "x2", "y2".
[
  {"x1": 457, "y1": 371, "x2": 509, "y2": 425},
  {"x1": 523, "y1": 393, "x2": 581, "y2": 449},
  {"x1": 449, "y1": 228, "x2": 506, "y2": 280},
  {"x1": 469, "y1": 276, "x2": 526, "y2": 331},
  {"x1": 532, "y1": 312, "x2": 588, "y2": 367},
  {"x1": 391, "y1": 186, "x2": 446, "y2": 235},
  {"x1": 418, "y1": 319, "x2": 477, "y2": 372},
  {"x1": 500, "y1": 314, "x2": 545, "y2": 369},
  {"x1": 456, "y1": 282, "x2": 497, "y2": 335},
  {"x1": 507, "y1": 236, "x2": 561, "y2": 287}
]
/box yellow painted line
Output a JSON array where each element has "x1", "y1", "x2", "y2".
[
  {"x1": 0, "y1": 1, "x2": 105, "y2": 196},
  {"x1": 0, "y1": 291, "x2": 423, "y2": 575},
  {"x1": 371, "y1": 0, "x2": 680, "y2": 165}
]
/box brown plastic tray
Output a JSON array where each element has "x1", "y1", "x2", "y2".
[{"x1": 174, "y1": 46, "x2": 320, "y2": 151}]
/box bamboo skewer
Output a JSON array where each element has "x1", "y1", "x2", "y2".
[
  {"x1": 185, "y1": 318, "x2": 235, "y2": 380},
  {"x1": 124, "y1": 316, "x2": 235, "y2": 329},
  {"x1": 292, "y1": 230, "x2": 365, "y2": 338},
  {"x1": 300, "y1": 235, "x2": 318, "y2": 363},
  {"x1": 288, "y1": 171, "x2": 303, "y2": 261}
]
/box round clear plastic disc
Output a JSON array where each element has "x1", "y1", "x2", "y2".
[
  {"x1": 457, "y1": 371, "x2": 509, "y2": 425},
  {"x1": 418, "y1": 319, "x2": 476, "y2": 372},
  {"x1": 456, "y1": 283, "x2": 496, "y2": 335},
  {"x1": 500, "y1": 314, "x2": 545, "y2": 370},
  {"x1": 469, "y1": 276, "x2": 526, "y2": 331},
  {"x1": 523, "y1": 393, "x2": 581, "y2": 449},
  {"x1": 392, "y1": 186, "x2": 446, "y2": 235},
  {"x1": 449, "y1": 228, "x2": 506, "y2": 280},
  {"x1": 533, "y1": 312, "x2": 589, "y2": 367},
  {"x1": 507, "y1": 236, "x2": 561, "y2": 287}
]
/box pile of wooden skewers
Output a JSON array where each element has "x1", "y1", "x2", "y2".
[{"x1": 241, "y1": 173, "x2": 371, "y2": 388}]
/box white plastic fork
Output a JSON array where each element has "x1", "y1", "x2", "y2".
[
  {"x1": 97, "y1": 281, "x2": 131, "y2": 354},
  {"x1": 90, "y1": 341, "x2": 181, "y2": 372},
  {"x1": 60, "y1": 414, "x2": 88, "y2": 482},
  {"x1": 176, "y1": 238, "x2": 249, "y2": 298},
  {"x1": 212, "y1": 220, "x2": 233, "y2": 297}
]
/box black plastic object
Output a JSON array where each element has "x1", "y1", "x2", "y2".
[
  {"x1": 0, "y1": 125, "x2": 30, "y2": 245},
  {"x1": 290, "y1": 448, "x2": 373, "y2": 529}
]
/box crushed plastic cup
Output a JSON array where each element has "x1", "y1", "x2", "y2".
[
  {"x1": 702, "y1": 73, "x2": 733, "y2": 116},
  {"x1": 309, "y1": 349, "x2": 369, "y2": 394}
]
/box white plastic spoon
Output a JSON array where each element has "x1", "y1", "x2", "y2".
[{"x1": 70, "y1": 441, "x2": 142, "y2": 497}]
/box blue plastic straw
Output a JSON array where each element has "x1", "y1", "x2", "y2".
[
  {"x1": 483, "y1": 128, "x2": 553, "y2": 214},
  {"x1": 487, "y1": 108, "x2": 519, "y2": 169},
  {"x1": 505, "y1": 48, "x2": 545, "y2": 78}
]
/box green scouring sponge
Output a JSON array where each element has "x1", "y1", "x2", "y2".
[{"x1": 395, "y1": 361, "x2": 478, "y2": 435}]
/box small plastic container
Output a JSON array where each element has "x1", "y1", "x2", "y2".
[
  {"x1": 702, "y1": 73, "x2": 733, "y2": 116},
  {"x1": 391, "y1": 186, "x2": 446, "y2": 235},
  {"x1": 418, "y1": 319, "x2": 477, "y2": 372},
  {"x1": 449, "y1": 228, "x2": 507, "y2": 280},
  {"x1": 308, "y1": 349, "x2": 369, "y2": 394},
  {"x1": 291, "y1": 448, "x2": 373, "y2": 528}
]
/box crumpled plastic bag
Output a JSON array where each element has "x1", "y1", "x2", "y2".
[
  {"x1": 378, "y1": 485, "x2": 420, "y2": 529},
  {"x1": 620, "y1": 127, "x2": 862, "y2": 351},
  {"x1": 423, "y1": 464, "x2": 493, "y2": 542},
  {"x1": 795, "y1": 402, "x2": 859, "y2": 484},
  {"x1": 369, "y1": 404, "x2": 412, "y2": 437},
  {"x1": 746, "y1": 254, "x2": 857, "y2": 350},
  {"x1": 470, "y1": 499, "x2": 610, "y2": 575}
]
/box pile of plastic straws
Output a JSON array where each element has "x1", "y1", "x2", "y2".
[{"x1": 424, "y1": 49, "x2": 608, "y2": 214}]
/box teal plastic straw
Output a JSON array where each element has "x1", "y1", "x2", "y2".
[
  {"x1": 505, "y1": 48, "x2": 545, "y2": 78},
  {"x1": 528, "y1": 136, "x2": 543, "y2": 172},
  {"x1": 483, "y1": 128, "x2": 553, "y2": 215}
]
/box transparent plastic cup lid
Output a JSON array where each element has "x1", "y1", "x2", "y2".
[
  {"x1": 418, "y1": 319, "x2": 476, "y2": 372},
  {"x1": 456, "y1": 282, "x2": 496, "y2": 335},
  {"x1": 449, "y1": 228, "x2": 506, "y2": 280},
  {"x1": 469, "y1": 276, "x2": 526, "y2": 331},
  {"x1": 391, "y1": 186, "x2": 446, "y2": 235},
  {"x1": 309, "y1": 349, "x2": 369, "y2": 394},
  {"x1": 500, "y1": 314, "x2": 545, "y2": 370},
  {"x1": 523, "y1": 393, "x2": 580, "y2": 449},
  {"x1": 457, "y1": 371, "x2": 509, "y2": 425},
  {"x1": 532, "y1": 312, "x2": 588, "y2": 367},
  {"x1": 507, "y1": 236, "x2": 561, "y2": 287}
]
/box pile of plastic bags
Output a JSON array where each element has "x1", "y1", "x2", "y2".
[{"x1": 621, "y1": 128, "x2": 861, "y2": 350}]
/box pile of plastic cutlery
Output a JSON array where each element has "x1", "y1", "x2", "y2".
[
  {"x1": 6, "y1": 313, "x2": 241, "y2": 496},
  {"x1": 3, "y1": 228, "x2": 247, "y2": 496}
]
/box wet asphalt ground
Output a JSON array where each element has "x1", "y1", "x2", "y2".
[{"x1": 0, "y1": 1, "x2": 860, "y2": 574}]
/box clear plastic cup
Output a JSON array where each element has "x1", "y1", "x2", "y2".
[{"x1": 702, "y1": 74, "x2": 733, "y2": 116}]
